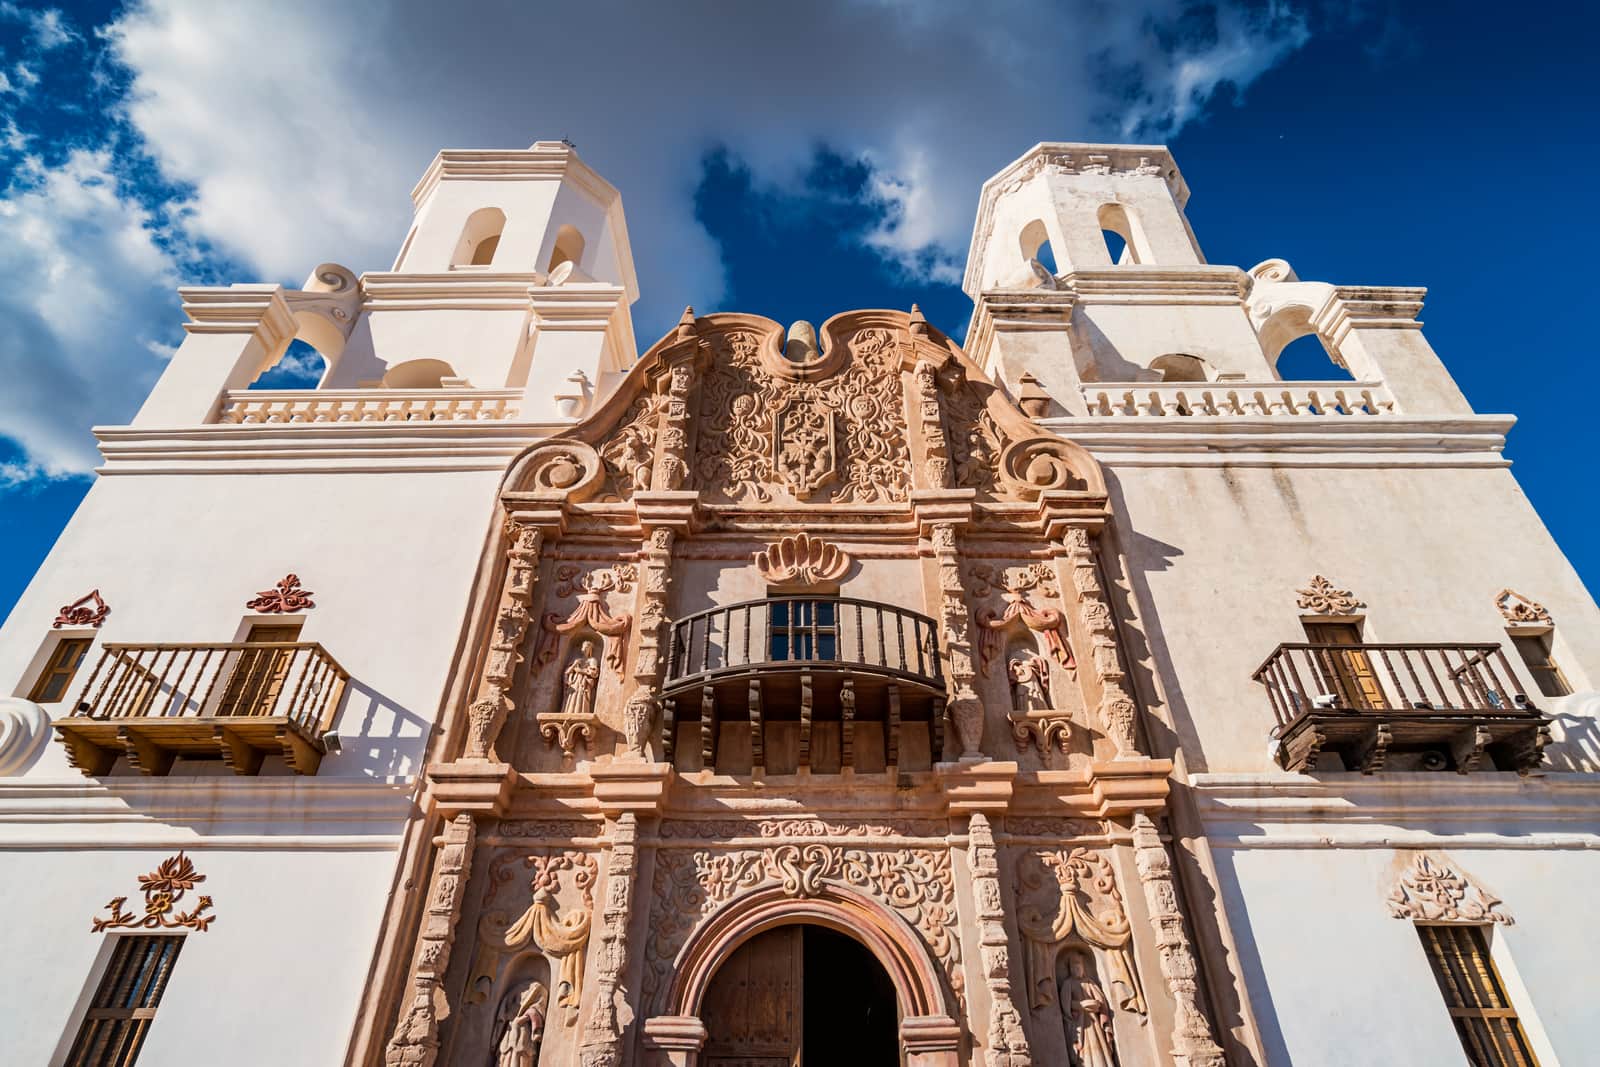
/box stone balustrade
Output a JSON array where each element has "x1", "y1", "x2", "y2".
[
  {"x1": 216, "y1": 388, "x2": 522, "y2": 423},
  {"x1": 1081, "y1": 381, "x2": 1395, "y2": 417}
]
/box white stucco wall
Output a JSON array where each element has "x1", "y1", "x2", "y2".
[
  {"x1": 0, "y1": 466, "x2": 504, "y2": 781},
  {"x1": 1213, "y1": 842, "x2": 1595, "y2": 1066},
  {"x1": 0, "y1": 842, "x2": 398, "y2": 1066}
]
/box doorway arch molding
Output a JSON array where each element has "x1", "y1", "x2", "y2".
[{"x1": 643, "y1": 883, "x2": 962, "y2": 1066}]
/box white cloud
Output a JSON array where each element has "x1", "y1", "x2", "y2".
[
  {"x1": 106, "y1": 0, "x2": 1312, "y2": 336},
  {"x1": 0, "y1": 5, "x2": 76, "y2": 50},
  {"x1": 0, "y1": 148, "x2": 182, "y2": 476}
]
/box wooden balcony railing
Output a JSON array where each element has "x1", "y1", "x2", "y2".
[
  {"x1": 53, "y1": 642, "x2": 349, "y2": 777},
  {"x1": 662, "y1": 597, "x2": 945, "y2": 775},
  {"x1": 1252, "y1": 642, "x2": 1550, "y2": 775}
]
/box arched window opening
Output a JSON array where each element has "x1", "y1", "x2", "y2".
[
  {"x1": 1150, "y1": 353, "x2": 1210, "y2": 383},
  {"x1": 249, "y1": 338, "x2": 328, "y2": 390},
  {"x1": 1275, "y1": 333, "x2": 1353, "y2": 382},
  {"x1": 1097, "y1": 203, "x2": 1142, "y2": 265},
  {"x1": 451, "y1": 207, "x2": 506, "y2": 269},
  {"x1": 381, "y1": 358, "x2": 457, "y2": 390},
  {"x1": 547, "y1": 224, "x2": 586, "y2": 272}
]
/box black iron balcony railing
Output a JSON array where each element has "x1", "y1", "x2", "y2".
[
  {"x1": 663, "y1": 596, "x2": 945, "y2": 774},
  {"x1": 1252, "y1": 642, "x2": 1550, "y2": 775},
  {"x1": 53, "y1": 642, "x2": 349, "y2": 777}
]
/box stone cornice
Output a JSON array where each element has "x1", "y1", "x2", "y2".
[
  {"x1": 179, "y1": 284, "x2": 297, "y2": 344},
  {"x1": 358, "y1": 272, "x2": 545, "y2": 311},
  {"x1": 1313, "y1": 285, "x2": 1427, "y2": 347},
  {"x1": 1062, "y1": 265, "x2": 1249, "y2": 305},
  {"x1": 1190, "y1": 771, "x2": 1600, "y2": 849},
  {"x1": 409, "y1": 142, "x2": 620, "y2": 209},
  {"x1": 0, "y1": 777, "x2": 416, "y2": 846}
]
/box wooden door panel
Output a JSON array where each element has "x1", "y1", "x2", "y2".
[
  {"x1": 703, "y1": 926, "x2": 802, "y2": 1067},
  {"x1": 218, "y1": 623, "x2": 302, "y2": 718}
]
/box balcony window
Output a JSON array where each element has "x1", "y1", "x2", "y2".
[
  {"x1": 768, "y1": 592, "x2": 838, "y2": 662},
  {"x1": 1509, "y1": 634, "x2": 1571, "y2": 699}
]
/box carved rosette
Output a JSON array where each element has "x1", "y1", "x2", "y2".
[
  {"x1": 1064, "y1": 529, "x2": 1141, "y2": 758},
  {"x1": 578, "y1": 813, "x2": 639, "y2": 1067},
  {"x1": 968, "y1": 813, "x2": 1031, "y2": 1066},
  {"x1": 464, "y1": 525, "x2": 544, "y2": 760},
  {"x1": 931, "y1": 522, "x2": 977, "y2": 758},
  {"x1": 386, "y1": 813, "x2": 478, "y2": 1067},
  {"x1": 1131, "y1": 814, "x2": 1225, "y2": 1067}
]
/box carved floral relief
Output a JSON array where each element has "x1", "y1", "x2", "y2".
[
  {"x1": 1296, "y1": 575, "x2": 1363, "y2": 616},
  {"x1": 1494, "y1": 588, "x2": 1551, "y2": 626},
  {"x1": 247, "y1": 573, "x2": 315, "y2": 613},
  {"x1": 92, "y1": 852, "x2": 215, "y2": 933},
  {"x1": 54, "y1": 589, "x2": 110, "y2": 628},
  {"x1": 1387, "y1": 853, "x2": 1513, "y2": 925}
]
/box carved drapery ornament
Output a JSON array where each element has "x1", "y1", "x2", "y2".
[
  {"x1": 91, "y1": 852, "x2": 215, "y2": 933},
  {"x1": 969, "y1": 813, "x2": 1032, "y2": 1066},
  {"x1": 467, "y1": 851, "x2": 598, "y2": 1026},
  {"x1": 247, "y1": 573, "x2": 315, "y2": 613},
  {"x1": 1295, "y1": 575, "x2": 1363, "y2": 616},
  {"x1": 972, "y1": 563, "x2": 1074, "y2": 673},
  {"x1": 1387, "y1": 853, "x2": 1513, "y2": 925},
  {"x1": 387, "y1": 813, "x2": 478, "y2": 1067},
  {"x1": 54, "y1": 589, "x2": 110, "y2": 628},
  {"x1": 1064, "y1": 529, "x2": 1141, "y2": 758},
  {"x1": 754, "y1": 533, "x2": 851, "y2": 586},
  {"x1": 1130, "y1": 813, "x2": 1225, "y2": 1067},
  {"x1": 1494, "y1": 588, "x2": 1551, "y2": 626},
  {"x1": 537, "y1": 565, "x2": 635, "y2": 676},
  {"x1": 1016, "y1": 848, "x2": 1143, "y2": 1015}
]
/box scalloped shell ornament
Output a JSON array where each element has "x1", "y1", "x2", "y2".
[{"x1": 754, "y1": 533, "x2": 851, "y2": 586}]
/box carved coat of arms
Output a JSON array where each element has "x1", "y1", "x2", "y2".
[{"x1": 773, "y1": 397, "x2": 837, "y2": 499}]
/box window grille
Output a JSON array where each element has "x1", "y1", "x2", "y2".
[
  {"x1": 1418, "y1": 924, "x2": 1538, "y2": 1067},
  {"x1": 65, "y1": 936, "x2": 183, "y2": 1067}
]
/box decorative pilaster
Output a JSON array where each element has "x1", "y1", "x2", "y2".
[
  {"x1": 385, "y1": 813, "x2": 479, "y2": 1067},
  {"x1": 914, "y1": 356, "x2": 956, "y2": 490},
  {"x1": 1063, "y1": 528, "x2": 1140, "y2": 757},
  {"x1": 931, "y1": 522, "x2": 979, "y2": 759},
  {"x1": 465, "y1": 523, "x2": 544, "y2": 760},
  {"x1": 1130, "y1": 813, "x2": 1225, "y2": 1067},
  {"x1": 579, "y1": 812, "x2": 640, "y2": 1067},
  {"x1": 967, "y1": 812, "x2": 1030, "y2": 1066}
]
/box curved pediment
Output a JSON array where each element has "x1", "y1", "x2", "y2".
[{"x1": 504, "y1": 307, "x2": 1104, "y2": 510}]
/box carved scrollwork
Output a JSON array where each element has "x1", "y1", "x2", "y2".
[
  {"x1": 1387, "y1": 853, "x2": 1513, "y2": 925},
  {"x1": 1011, "y1": 712, "x2": 1074, "y2": 754},
  {"x1": 507, "y1": 441, "x2": 604, "y2": 499},
  {"x1": 1000, "y1": 438, "x2": 1088, "y2": 498},
  {"x1": 1296, "y1": 575, "x2": 1363, "y2": 616},
  {"x1": 754, "y1": 533, "x2": 851, "y2": 585},
  {"x1": 91, "y1": 852, "x2": 216, "y2": 933},
  {"x1": 54, "y1": 589, "x2": 110, "y2": 628},
  {"x1": 1494, "y1": 588, "x2": 1551, "y2": 626},
  {"x1": 246, "y1": 573, "x2": 315, "y2": 613}
]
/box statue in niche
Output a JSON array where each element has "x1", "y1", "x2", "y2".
[
  {"x1": 1009, "y1": 651, "x2": 1051, "y2": 712},
  {"x1": 560, "y1": 640, "x2": 600, "y2": 718},
  {"x1": 492, "y1": 980, "x2": 548, "y2": 1067},
  {"x1": 955, "y1": 427, "x2": 993, "y2": 486},
  {"x1": 1060, "y1": 953, "x2": 1117, "y2": 1067}
]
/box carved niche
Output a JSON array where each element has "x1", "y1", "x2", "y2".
[
  {"x1": 971, "y1": 563, "x2": 1079, "y2": 756},
  {"x1": 454, "y1": 848, "x2": 599, "y2": 1065},
  {"x1": 1015, "y1": 848, "x2": 1144, "y2": 1017},
  {"x1": 533, "y1": 564, "x2": 636, "y2": 758}
]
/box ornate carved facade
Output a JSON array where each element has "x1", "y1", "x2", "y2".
[{"x1": 364, "y1": 309, "x2": 1227, "y2": 1067}]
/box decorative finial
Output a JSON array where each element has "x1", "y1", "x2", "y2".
[
  {"x1": 908, "y1": 304, "x2": 929, "y2": 337},
  {"x1": 675, "y1": 306, "x2": 696, "y2": 341}
]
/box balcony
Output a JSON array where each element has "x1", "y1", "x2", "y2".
[
  {"x1": 53, "y1": 642, "x2": 350, "y2": 777},
  {"x1": 664, "y1": 596, "x2": 945, "y2": 774},
  {"x1": 1253, "y1": 642, "x2": 1551, "y2": 774}
]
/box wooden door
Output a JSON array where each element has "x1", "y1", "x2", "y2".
[
  {"x1": 217, "y1": 623, "x2": 303, "y2": 718},
  {"x1": 702, "y1": 926, "x2": 803, "y2": 1067},
  {"x1": 1303, "y1": 622, "x2": 1385, "y2": 709}
]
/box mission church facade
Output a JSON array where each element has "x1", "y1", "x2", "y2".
[{"x1": 0, "y1": 140, "x2": 1595, "y2": 1067}]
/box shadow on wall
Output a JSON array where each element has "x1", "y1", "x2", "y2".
[
  {"x1": 327, "y1": 678, "x2": 435, "y2": 782},
  {"x1": 1548, "y1": 693, "x2": 1600, "y2": 772},
  {"x1": 1102, "y1": 471, "x2": 1215, "y2": 772},
  {"x1": 1207, "y1": 847, "x2": 1293, "y2": 1066}
]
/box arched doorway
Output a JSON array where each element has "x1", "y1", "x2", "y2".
[{"x1": 701, "y1": 923, "x2": 899, "y2": 1065}]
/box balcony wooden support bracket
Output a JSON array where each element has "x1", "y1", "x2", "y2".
[
  {"x1": 886, "y1": 686, "x2": 902, "y2": 771},
  {"x1": 798, "y1": 673, "x2": 814, "y2": 767},
  {"x1": 1450, "y1": 725, "x2": 1493, "y2": 775},
  {"x1": 215, "y1": 725, "x2": 265, "y2": 775},
  {"x1": 699, "y1": 686, "x2": 717, "y2": 772},
  {"x1": 53, "y1": 724, "x2": 116, "y2": 777},
  {"x1": 1492, "y1": 723, "x2": 1553, "y2": 778},
  {"x1": 118, "y1": 725, "x2": 175, "y2": 777},
  {"x1": 275, "y1": 725, "x2": 323, "y2": 774},
  {"x1": 747, "y1": 679, "x2": 765, "y2": 774},
  {"x1": 840, "y1": 677, "x2": 856, "y2": 770},
  {"x1": 1354, "y1": 722, "x2": 1393, "y2": 775},
  {"x1": 661, "y1": 697, "x2": 678, "y2": 765}
]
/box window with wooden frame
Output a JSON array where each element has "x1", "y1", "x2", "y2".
[
  {"x1": 767, "y1": 589, "x2": 838, "y2": 662},
  {"x1": 65, "y1": 935, "x2": 183, "y2": 1067},
  {"x1": 28, "y1": 636, "x2": 92, "y2": 704},
  {"x1": 1418, "y1": 924, "x2": 1539, "y2": 1067},
  {"x1": 1509, "y1": 633, "x2": 1571, "y2": 699},
  {"x1": 1301, "y1": 620, "x2": 1384, "y2": 709}
]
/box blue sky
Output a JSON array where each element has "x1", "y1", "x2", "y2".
[{"x1": 0, "y1": 0, "x2": 1596, "y2": 619}]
